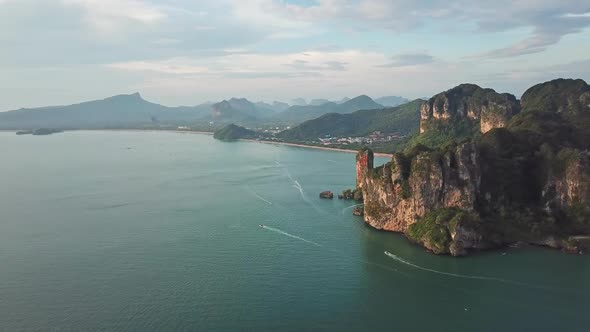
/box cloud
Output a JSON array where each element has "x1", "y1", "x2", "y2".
[
  {"x1": 63, "y1": 0, "x2": 167, "y2": 25},
  {"x1": 379, "y1": 53, "x2": 435, "y2": 67},
  {"x1": 106, "y1": 50, "x2": 374, "y2": 78},
  {"x1": 267, "y1": 0, "x2": 590, "y2": 57},
  {"x1": 284, "y1": 59, "x2": 348, "y2": 71},
  {"x1": 477, "y1": 7, "x2": 590, "y2": 57},
  {"x1": 1, "y1": 0, "x2": 590, "y2": 110},
  {"x1": 0, "y1": 0, "x2": 270, "y2": 66},
  {"x1": 106, "y1": 58, "x2": 209, "y2": 75}
]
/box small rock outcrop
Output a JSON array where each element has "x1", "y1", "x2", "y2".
[
  {"x1": 352, "y1": 206, "x2": 364, "y2": 216},
  {"x1": 319, "y1": 191, "x2": 334, "y2": 199},
  {"x1": 338, "y1": 188, "x2": 363, "y2": 201}
]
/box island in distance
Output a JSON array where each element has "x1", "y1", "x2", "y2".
[{"x1": 16, "y1": 128, "x2": 63, "y2": 136}]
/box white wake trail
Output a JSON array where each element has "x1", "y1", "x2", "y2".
[
  {"x1": 384, "y1": 251, "x2": 535, "y2": 287},
  {"x1": 259, "y1": 227, "x2": 410, "y2": 277},
  {"x1": 247, "y1": 187, "x2": 272, "y2": 205},
  {"x1": 286, "y1": 170, "x2": 307, "y2": 201},
  {"x1": 278, "y1": 163, "x2": 325, "y2": 214},
  {"x1": 261, "y1": 226, "x2": 322, "y2": 247}
]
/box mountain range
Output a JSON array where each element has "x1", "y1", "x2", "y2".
[
  {"x1": 0, "y1": 93, "x2": 208, "y2": 129},
  {"x1": 0, "y1": 93, "x2": 407, "y2": 129},
  {"x1": 275, "y1": 95, "x2": 385, "y2": 123}
]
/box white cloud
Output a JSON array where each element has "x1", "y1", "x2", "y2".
[
  {"x1": 57, "y1": 0, "x2": 167, "y2": 39},
  {"x1": 106, "y1": 57, "x2": 209, "y2": 75},
  {"x1": 62, "y1": 0, "x2": 167, "y2": 24},
  {"x1": 266, "y1": 0, "x2": 590, "y2": 56},
  {"x1": 1, "y1": 0, "x2": 590, "y2": 109},
  {"x1": 379, "y1": 53, "x2": 435, "y2": 67}
]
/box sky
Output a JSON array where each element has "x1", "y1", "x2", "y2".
[{"x1": 1, "y1": 0, "x2": 590, "y2": 110}]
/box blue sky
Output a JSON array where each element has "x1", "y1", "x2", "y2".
[{"x1": 1, "y1": 0, "x2": 589, "y2": 110}]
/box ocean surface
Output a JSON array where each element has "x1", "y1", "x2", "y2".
[{"x1": 0, "y1": 130, "x2": 589, "y2": 331}]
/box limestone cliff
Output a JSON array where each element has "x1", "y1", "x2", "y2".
[
  {"x1": 543, "y1": 149, "x2": 590, "y2": 230},
  {"x1": 357, "y1": 144, "x2": 480, "y2": 233},
  {"x1": 357, "y1": 145, "x2": 487, "y2": 256},
  {"x1": 358, "y1": 79, "x2": 590, "y2": 256},
  {"x1": 419, "y1": 84, "x2": 520, "y2": 134}
]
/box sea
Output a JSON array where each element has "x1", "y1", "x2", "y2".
[{"x1": 0, "y1": 130, "x2": 589, "y2": 331}]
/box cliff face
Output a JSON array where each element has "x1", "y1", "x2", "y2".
[
  {"x1": 358, "y1": 79, "x2": 590, "y2": 256},
  {"x1": 357, "y1": 145, "x2": 486, "y2": 255},
  {"x1": 543, "y1": 150, "x2": 590, "y2": 231},
  {"x1": 357, "y1": 144, "x2": 480, "y2": 233},
  {"x1": 419, "y1": 84, "x2": 520, "y2": 134}
]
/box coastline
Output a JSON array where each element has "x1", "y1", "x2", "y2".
[
  {"x1": 5, "y1": 128, "x2": 392, "y2": 157},
  {"x1": 240, "y1": 139, "x2": 393, "y2": 158},
  {"x1": 80, "y1": 129, "x2": 392, "y2": 157},
  {"x1": 79, "y1": 128, "x2": 215, "y2": 135}
]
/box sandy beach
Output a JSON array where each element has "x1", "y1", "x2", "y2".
[
  {"x1": 84, "y1": 129, "x2": 392, "y2": 157},
  {"x1": 240, "y1": 139, "x2": 393, "y2": 158}
]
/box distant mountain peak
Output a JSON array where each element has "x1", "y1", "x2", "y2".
[
  {"x1": 375, "y1": 95, "x2": 410, "y2": 107},
  {"x1": 228, "y1": 97, "x2": 250, "y2": 103},
  {"x1": 350, "y1": 95, "x2": 372, "y2": 101},
  {"x1": 106, "y1": 92, "x2": 145, "y2": 102},
  {"x1": 345, "y1": 95, "x2": 381, "y2": 107}
]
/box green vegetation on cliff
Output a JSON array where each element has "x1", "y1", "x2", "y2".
[
  {"x1": 213, "y1": 124, "x2": 257, "y2": 141},
  {"x1": 405, "y1": 119, "x2": 477, "y2": 151},
  {"x1": 408, "y1": 208, "x2": 481, "y2": 255},
  {"x1": 521, "y1": 78, "x2": 590, "y2": 115},
  {"x1": 409, "y1": 83, "x2": 520, "y2": 150}
]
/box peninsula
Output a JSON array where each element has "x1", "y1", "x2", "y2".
[{"x1": 356, "y1": 79, "x2": 590, "y2": 256}]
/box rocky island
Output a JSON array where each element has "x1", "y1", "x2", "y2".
[
  {"x1": 16, "y1": 128, "x2": 63, "y2": 136},
  {"x1": 356, "y1": 79, "x2": 590, "y2": 256},
  {"x1": 213, "y1": 124, "x2": 257, "y2": 141}
]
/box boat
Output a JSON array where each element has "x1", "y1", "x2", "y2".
[{"x1": 259, "y1": 224, "x2": 264, "y2": 228}]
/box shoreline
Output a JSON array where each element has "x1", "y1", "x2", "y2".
[
  {"x1": 4, "y1": 128, "x2": 392, "y2": 157},
  {"x1": 240, "y1": 139, "x2": 393, "y2": 158},
  {"x1": 78, "y1": 128, "x2": 215, "y2": 135}
]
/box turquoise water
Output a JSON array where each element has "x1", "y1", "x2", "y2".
[{"x1": 0, "y1": 131, "x2": 589, "y2": 331}]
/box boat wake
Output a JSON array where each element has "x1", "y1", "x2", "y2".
[
  {"x1": 274, "y1": 161, "x2": 326, "y2": 215},
  {"x1": 286, "y1": 171, "x2": 306, "y2": 200},
  {"x1": 384, "y1": 251, "x2": 536, "y2": 287},
  {"x1": 260, "y1": 225, "x2": 321, "y2": 247},
  {"x1": 276, "y1": 162, "x2": 308, "y2": 202},
  {"x1": 247, "y1": 187, "x2": 272, "y2": 205},
  {"x1": 258, "y1": 226, "x2": 411, "y2": 277}
]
